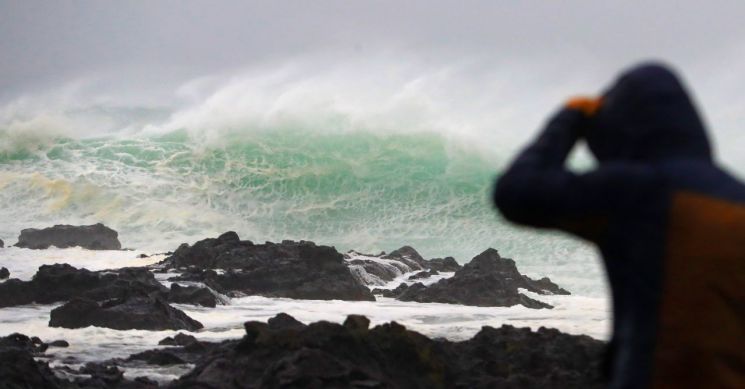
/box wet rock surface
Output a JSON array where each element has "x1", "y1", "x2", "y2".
[
  {"x1": 0, "y1": 267, "x2": 8, "y2": 280},
  {"x1": 377, "y1": 249, "x2": 569, "y2": 309},
  {"x1": 408, "y1": 269, "x2": 440, "y2": 280},
  {"x1": 161, "y1": 232, "x2": 375, "y2": 301},
  {"x1": 15, "y1": 223, "x2": 122, "y2": 250},
  {"x1": 0, "y1": 264, "x2": 205, "y2": 330},
  {"x1": 346, "y1": 246, "x2": 461, "y2": 287},
  {"x1": 425, "y1": 256, "x2": 461, "y2": 272},
  {"x1": 0, "y1": 333, "x2": 157, "y2": 388},
  {"x1": 0, "y1": 346, "x2": 68, "y2": 388},
  {"x1": 168, "y1": 313, "x2": 604, "y2": 389},
  {"x1": 167, "y1": 283, "x2": 218, "y2": 308},
  {"x1": 0, "y1": 333, "x2": 49, "y2": 355},
  {"x1": 0, "y1": 234, "x2": 592, "y2": 387},
  {"x1": 346, "y1": 251, "x2": 419, "y2": 285},
  {"x1": 158, "y1": 333, "x2": 198, "y2": 347},
  {"x1": 73, "y1": 362, "x2": 160, "y2": 388},
  {"x1": 0, "y1": 264, "x2": 135, "y2": 307},
  {"x1": 0, "y1": 262, "x2": 214, "y2": 305},
  {"x1": 383, "y1": 245, "x2": 428, "y2": 268},
  {"x1": 49, "y1": 340, "x2": 70, "y2": 348},
  {"x1": 49, "y1": 295, "x2": 203, "y2": 331}
]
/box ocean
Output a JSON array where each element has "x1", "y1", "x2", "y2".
[{"x1": 0, "y1": 66, "x2": 609, "y2": 382}]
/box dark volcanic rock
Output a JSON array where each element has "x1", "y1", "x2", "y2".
[
  {"x1": 127, "y1": 349, "x2": 186, "y2": 365},
  {"x1": 0, "y1": 333, "x2": 48, "y2": 355},
  {"x1": 343, "y1": 314, "x2": 370, "y2": 332},
  {"x1": 49, "y1": 296, "x2": 203, "y2": 331},
  {"x1": 371, "y1": 282, "x2": 412, "y2": 298},
  {"x1": 0, "y1": 267, "x2": 8, "y2": 280},
  {"x1": 425, "y1": 256, "x2": 461, "y2": 272},
  {"x1": 0, "y1": 333, "x2": 158, "y2": 389},
  {"x1": 524, "y1": 276, "x2": 571, "y2": 296},
  {"x1": 0, "y1": 264, "x2": 165, "y2": 308},
  {"x1": 168, "y1": 283, "x2": 218, "y2": 307},
  {"x1": 22, "y1": 267, "x2": 205, "y2": 333},
  {"x1": 76, "y1": 362, "x2": 160, "y2": 388},
  {"x1": 15, "y1": 223, "x2": 122, "y2": 250},
  {"x1": 408, "y1": 269, "x2": 439, "y2": 280},
  {"x1": 161, "y1": 232, "x2": 374, "y2": 301},
  {"x1": 170, "y1": 313, "x2": 604, "y2": 389},
  {"x1": 0, "y1": 347, "x2": 67, "y2": 389},
  {"x1": 347, "y1": 246, "x2": 462, "y2": 287},
  {"x1": 390, "y1": 249, "x2": 569, "y2": 309},
  {"x1": 0, "y1": 334, "x2": 61, "y2": 389},
  {"x1": 267, "y1": 312, "x2": 306, "y2": 331},
  {"x1": 346, "y1": 252, "x2": 418, "y2": 284},
  {"x1": 346, "y1": 253, "x2": 420, "y2": 285},
  {"x1": 0, "y1": 263, "x2": 215, "y2": 313},
  {"x1": 79, "y1": 362, "x2": 125, "y2": 385},
  {"x1": 382, "y1": 245, "x2": 427, "y2": 269},
  {"x1": 48, "y1": 340, "x2": 70, "y2": 348},
  {"x1": 449, "y1": 325, "x2": 604, "y2": 388},
  {"x1": 159, "y1": 333, "x2": 198, "y2": 346}
]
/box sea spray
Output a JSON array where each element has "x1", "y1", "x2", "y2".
[{"x1": 0, "y1": 60, "x2": 604, "y2": 296}]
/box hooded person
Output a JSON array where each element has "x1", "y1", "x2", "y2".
[{"x1": 494, "y1": 62, "x2": 744, "y2": 388}]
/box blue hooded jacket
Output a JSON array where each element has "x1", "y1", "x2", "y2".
[{"x1": 494, "y1": 63, "x2": 745, "y2": 388}]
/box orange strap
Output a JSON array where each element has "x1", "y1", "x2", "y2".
[{"x1": 566, "y1": 96, "x2": 603, "y2": 116}]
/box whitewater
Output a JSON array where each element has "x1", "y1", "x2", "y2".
[{"x1": 0, "y1": 61, "x2": 609, "y2": 381}]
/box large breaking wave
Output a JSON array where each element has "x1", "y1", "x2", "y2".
[{"x1": 0, "y1": 61, "x2": 604, "y2": 295}]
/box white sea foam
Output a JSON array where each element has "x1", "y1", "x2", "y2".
[
  {"x1": 0, "y1": 247, "x2": 164, "y2": 281},
  {"x1": 0, "y1": 247, "x2": 610, "y2": 382}
]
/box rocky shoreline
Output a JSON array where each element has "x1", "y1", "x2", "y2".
[
  {"x1": 1, "y1": 313, "x2": 605, "y2": 388},
  {"x1": 0, "y1": 225, "x2": 604, "y2": 388}
]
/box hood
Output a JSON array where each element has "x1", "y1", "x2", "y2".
[{"x1": 586, "y1": 62, "x2": 712, "y2": 163}]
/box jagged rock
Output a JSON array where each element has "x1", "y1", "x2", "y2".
[
  {"x1": 524, "y1": 276, "x2": 571, "y2": 295},
  {"x1": 408, "y1": 269, "x2": 439, "y2": 280},
  {"x1": 347, "y1": 246, "x2": 462, "y2": 287},
  {"x1": 0, "y1": 264, "x2": 218, "y2": 311},
  {"x1": 371, "y1": 282, "x2": 411, "y2": 298},
  {"x1": 343, "y1": 315, "x2": 370, "y2": 332},
  {"x1": 168, "y1": 283, "x2": 218, "y2": 308},
  {"x1": 79, "y1": 363, "x2": 124, "y2": 385},
  {"x1": 49, "y1": 296, "x2": 203, "y2": 331},
  {"x1": 169, "y1": 313, "x2": 604, "y2": 389},
  {"x1": 0, "y1": 267, "x2": 8, "y2": 280},
  {"x1": 127, "y1": 349, "x2": 186, "y2": 366},
  {"x1": 0, "y1": 333, "x2": 159, "y2": 389},
  {"x1": 345, "y1": 249, "x2": 423, "y2": 286},
  {"x1": 76, "y1": 362, "x2": 160, "y2": 388},
  {"x1": 383, "y1": 245, "x2": 428, "y2": 269},
  {"x1": 0, "y1": 347, "x2": 66, "y2": 388},
  {"x1": 389, "y1": 249, "x2": 569, "y2": 309},
  {"x1": 267, "y1": 312, "x2": 306, "y2": 331},
  {"x1": 424, "y1": 256, "x2": 461, "y2": 272},
  {"x1": 0, "y1": 333, "x2": 48, "y2": 355},
  {"x1": 0, "y1": 264, "x2": 163, "y2": 307},
  {"x1": 160, "y1": 232, "x2": 374, "y2": 301},
  {"x1": 448, "y1": 325, "x2": 604, "y2": 388},
  {"x1": 158, "y1": 333, "x2": 198, "y2": 346},
  {"x1": 15, "y1": 223, "x2": 122, "y2": 250},
  {"x1": 0, "y1": 238, "x2": 4, "y2": 248}
]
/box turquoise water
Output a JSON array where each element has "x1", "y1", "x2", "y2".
[{"x1": 0, "y1": 125, "x2": 603, "y2": 296}]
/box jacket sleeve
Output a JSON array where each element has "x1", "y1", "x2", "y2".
[{"x1": 493, "y1": 106, "x2": 636, "y2": 240}]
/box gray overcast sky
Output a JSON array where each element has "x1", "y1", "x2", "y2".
[
  {"x1": 2, "y1": 0, "x2": 745, "y2": 94},
  {"x1": 3, "y1": 0, "x2": 745, "y2": 165}
]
